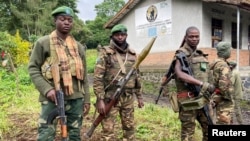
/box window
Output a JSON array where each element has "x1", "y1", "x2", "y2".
[
  {"x1": 212, "y1": 18, "x2": 223, "y2": 48},
  {"x1": 231, "y1": 22, "x2": 242, "y2": 49}
]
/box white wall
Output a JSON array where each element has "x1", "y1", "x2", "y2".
[
  {"x1": 202, "y1": 2, "x2": 250, "y2": 49},
  {"x1": 119, "y1": 0, "x2": 250, "y2": 53}
]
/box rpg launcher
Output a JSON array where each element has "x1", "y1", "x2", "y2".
[{"x1": 84, "y1": 37, "x2": 157, "y2": 138}]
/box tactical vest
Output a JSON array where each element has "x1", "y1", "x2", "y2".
[
  {"x1": 101, "y1": 46, "x2": 138, "y2": 91},
  {"x1": 175, "y1": 48, "x2": 210, "y2": 92},
  {"x1": 41, "y1": 40, "x2": 83, "y2": 80},
  {"x1": 175, "y1": 47, "x2": 210, "y2": 110}
]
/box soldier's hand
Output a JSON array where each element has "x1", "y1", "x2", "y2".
[
  {"x1": 83, "y1": 103, "x2": 90, "y2": 116},
  {"x1": 201, "y1": 82, "x2": 215, "y2": 94},
  {"x1": 137, "y1": 98, "x2": 144, "y2": 108},
  {"x1": 161, "y1": 76, "x2": 167, "y2": 86},
  {"x1": 97, "y1": 99, "x2": 106, "y2": 115},
  {"x1": 46, "y1": 89, "x2": 57, "y2": 105}
]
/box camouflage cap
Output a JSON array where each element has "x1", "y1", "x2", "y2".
[
  {"x1": 51, "y1": 6, "x2": 74, "y2": 17},
  {"x1": 229, "y1": 60, "x2": 237, "y2": 66},
  {"x1": 111, "y1": 24, "x2": 127, "y2": 34},
  {"x1": 216, "y1": 41, "x2": 231, "y2": 58}
]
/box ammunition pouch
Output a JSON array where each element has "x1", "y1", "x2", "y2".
[
  {"x1": 169, "y1": 92, "x2": 179, "y2": 113},
  {"x1": 41, "y1": 60, "x2": 53, "y2": 79},
  {"x1": 179, "y1": 96, "x2": 208, "y2": 111}
]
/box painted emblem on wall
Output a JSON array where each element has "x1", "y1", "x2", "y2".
[{"x1": 146, "y1": 5, "x2": 158, "y2": 22}]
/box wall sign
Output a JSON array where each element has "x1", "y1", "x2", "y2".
[{"x1": 135, "y1": 0, "x2": 172, "y2": 37}]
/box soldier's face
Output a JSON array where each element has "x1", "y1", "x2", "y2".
[
  {"x1": 112, "y1": 32, "x2": 127, "y2": 45},
  {"x1": 185, "y1": 29, "x2": 200, "y2": 48},
  {"x1": 55, "y1": 15, "x2": 73, "y2": 34}
]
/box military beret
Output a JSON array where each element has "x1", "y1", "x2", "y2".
[
  {"x1": 216, "y1": 41, "x2": 231, "y2": 58},
  {"x1": 229, "y1": 60, "x2": 237, "y2": 66},
  {"x1": 51, "y1": 6, "x2": 74, "y2": 17},
  {"x1": 111, "y1": 24, "x2": 127, "y2": 34}
]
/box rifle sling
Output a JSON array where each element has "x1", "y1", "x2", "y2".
[{"x1": 104, "y1": 51, "x2": 128, "y2": 90}]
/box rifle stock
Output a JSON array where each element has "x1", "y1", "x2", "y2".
[
  {"x1": 85, "y1": 37, "x2": 157, "y2": 138},
  {"x1": 176, "y1": 52, "x2": 213, "y2": 125},
  {"x1": 47, "y1": 64, "x2": 68, "y2": 141}
]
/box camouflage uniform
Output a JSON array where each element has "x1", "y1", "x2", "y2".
[
  {"x1": 93, "y1": 38, "x2": 142, "y2": 140},
  {"x1": 209, "y1": 42, "x2": 234, "y2": 125},
  {"x1": 174, "y1": 43, "x2": 211, "y2": 141},
  {"x1": 229, "y1": 61, "x2": 244, "y2": 124}
]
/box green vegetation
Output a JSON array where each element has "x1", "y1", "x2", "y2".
[{"x1": 86, "y1": 49, "x2": 98, "y2": 73}]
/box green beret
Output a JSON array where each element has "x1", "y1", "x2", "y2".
[
  {"x1": 51, "y1": 6, "x2": 74, "y2": 17},
  {"x1": 216, "y1": 42, "x2": 231, "y2": 59},
  {"x1": 229, "y1": 60, "x2": 237, "y2": 66},
  {"x1": 111, "y1": 24, "x2": 127, "y2": 34}
]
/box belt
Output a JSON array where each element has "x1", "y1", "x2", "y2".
[{"x1": 177, "y1": 91, "x2": 194, "y2": 98}]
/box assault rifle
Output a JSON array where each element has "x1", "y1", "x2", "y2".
[
  {"x1": 47, "y1": 64, "x2": 67, "y2": 141},
  {"x1": 84, "y1": 37, "x2": 157, "y2": 138},
  {"x1": 155, "y1": 60, "x2": 175, "y2": 104},
  {"x1": 176, "y1": 51, "x2": 213, "y2": 125}
]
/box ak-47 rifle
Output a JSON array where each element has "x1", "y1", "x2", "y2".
[
  {"x1": 155, "y1": 60, "x2": 176, "y2": 104},
  {"x1": 47, "y1": 64, "x2": 68, "y2": 141},
  {"x1": 176, "y1": 51, "x2": 214, "y2": 125},
  {"x1": 84, "y1": 37, "x2": 157, "y2": 138}
]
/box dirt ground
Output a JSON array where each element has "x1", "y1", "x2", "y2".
[{"x1": 2, "y1": 75, "x2": 250, "y2": 141}]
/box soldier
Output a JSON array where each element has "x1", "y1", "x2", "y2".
[
  {"x1": 28, "y1": 6, "x2": 90, "y2": 140},
  {"x1": 209, "y1": 42, "x2": 234, "y2": 125},
  {"x1": 93, "y1": 24, "x2": 144, "y2": 141},
  {"x1": 173, "y1": 26, "x2": 214, "y2": 141},
  {"x1": 229, "y1": 60, "x2": 244, "y2": 124}
]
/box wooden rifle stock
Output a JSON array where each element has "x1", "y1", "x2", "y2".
[
  {"x1": 85, "y1": 37, "x2": 157, "y2": 138},
  {"x1": 47, "y1": 64, "x2": 68, "y2": 140}
]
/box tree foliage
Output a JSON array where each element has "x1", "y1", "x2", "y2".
[
  {"x1": 0, "y1": 31, "x2": 30, "y2": 66},
  {"x1": 0, "y1": 0, "x2": 85, "y2": 42},
  {"x1": 10, "y1": 0, "x2": 57, "y2": 38},
  {"x1": 0, "y1": 0, "x2": 127, "y2": 52},
  {"x1": 95, "y1": 0, "x2": 125, "y2": 20},
  {"x1": 84, "y1": 0, "x2": 126, "y2": 48}
]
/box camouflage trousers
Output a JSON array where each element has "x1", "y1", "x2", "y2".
[
  {"x1": 37, "y1": 98, "x2": 84, "y2": 141},
  {"x1": 179, "y1": 107, "x2": 209, "y2": 141},
  {"x1": 214, "y1": 101, "x2": 234, "y2": 125},
  {"x1": 101, "y1": 92, "x2": 135, "y2": 141},
  {"x1": 233, "y1": 99, "x2": 243, "y2": 124}
]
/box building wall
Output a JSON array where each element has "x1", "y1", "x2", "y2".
[
  {"x1": 117, "y1": 0, "x2": 250, "y2": 65},
  {"x1": 202, "y1": 2, "x2": 250, "y2": 49},
  {"x1": 140, "y1": 47, "x2": 250, "y2": 67}
]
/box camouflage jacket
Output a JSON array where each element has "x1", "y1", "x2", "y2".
[
  {"x1": 174, "y1": 43, "x2": 210, "y2": 95},
  {"x1": 231, "y1": 69, "x2": 244, "y2": 100},
  {"x1": 209, "y1": 58, "x2": 234, "y2": 101},
  {"x1": 93, "y1": 41, "x2": 142, "y2": 100}
]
